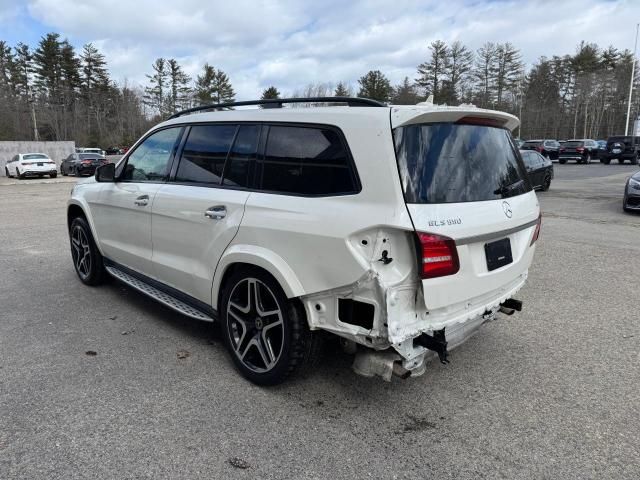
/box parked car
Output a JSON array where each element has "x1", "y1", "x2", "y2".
[
  {"x1": 623, "y1": 170, "x2": 640, "y2": 212},
  {"x1": 67, "y1": 97, "x2": 540, "y2": 385},
  {"x1": 520, "y1": 150, "x2": 553, "y2": 190},
  {"x1": 61, "y1": 153, "x2": 108, "y2": 176},
  {"x1": 601, "y1": 136, "x2": 640, "y2": 164},
  {"x1": 77, "y1": 147, "x2": 107, "y2": 157},
  {"x1": 558, "y1": 139, "x2": 599, "y2": 164},
  {"x1": 4, "y1": 153, "x2": 57, "y2": 179},
  {"x1": 520, "y1": 139, "x2": 561, "y2": 159},
  {"x1": 105, "y1": 146, "x2": 122, "y2": 155}
]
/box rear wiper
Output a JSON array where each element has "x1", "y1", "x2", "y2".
[{"x1": 494, "y1": 179, "x2": 525, "y2": 197}]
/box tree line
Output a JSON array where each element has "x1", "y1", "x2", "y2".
[{"x1": 0, "y1": 33, "x2": 638, "y2": 146}]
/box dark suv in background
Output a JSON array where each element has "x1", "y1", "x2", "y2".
[
  {"x1": 521, "y1": 139, "x2": 561, "y2": 160},
  {"x1": 601, "y1": 136, "x2": 640, "y2": 164},
  {"x1": 558, "y1": 139, "x2": 599, "y2": 164}
]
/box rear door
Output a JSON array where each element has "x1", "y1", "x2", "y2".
[
  {"x1": 150, "y1": 124, "x2": 257, "y2": 304},
  {"x1": 393, "y1": 121, "x2": 539, "y2": 315}
]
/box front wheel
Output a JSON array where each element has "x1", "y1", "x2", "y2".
[
  {"x1": 540, "y1": 173, "x2": 551, "y2": 191},
  {"x1": 4, "y1": 167, "x2": 10, "y2": 178},
  {"x1": 69, "y1": 216, "x2": 106, "y2": 285},
  {"x1": 220, "y1": 268, "x2": 317, "y2": 385}
]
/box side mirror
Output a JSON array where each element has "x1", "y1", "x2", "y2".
[{"x1": 95, "y1": 163, "x2": 115, "y2": 182}]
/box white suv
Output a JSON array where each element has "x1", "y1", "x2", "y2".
[{"x1": 67, "y1": 97, "x2": 540, "y2": 385}]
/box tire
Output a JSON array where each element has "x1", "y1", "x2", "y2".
[
  {"x1": 540, "y1": 172, "x2": 551, "y2": 191},
  {"x1": 4, "y1": 167, "x2": 11, "y2": 178},
  {"x1": 16, "y1": 168, "x2": 24, "y2": 179},
  {"x1": 61, "y1": 165, "x2": 67, "y2": 176},
  {"x1": 220, "y1": 267, "x2": 318, "y2": 385},
  {"x1": 69, "y1": 216, "x2": 106, "y2": 286},
  {"x1": 603, "y1": 158, "x2": 611, "y2": 165},
  {"x1": 631, "y1": 154, "x2": 639, "y2": 165},
  {"x1": 50, "y1": 172, "x2": 57, "y2": 178},
  {"x1": 558, "y1": 158, "x2": 567, "y2": 164},
  {"x1": 584, "y1": 153, "x2": 591, "y2": 164},
  {"x1": 618, "y1": 158, "x2": 625, "y2": 164}
]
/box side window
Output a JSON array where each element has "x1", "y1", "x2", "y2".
[
  {"x1": 175, "y1": 124, "x2": 236, "y2": 184},
  {"x1": 122, "y1": 127, "x2": 182, "y2": 182},
  {"x1": 522, "y1": 152, "x2": 535, "y2": 168},
  {"x1": 256, "y1": 125, "x2": 358, "y2": 196},
  {"x1": 223, "y1": 125, "x2": 259, "y2": 188}
]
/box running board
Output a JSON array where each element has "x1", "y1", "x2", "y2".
[{"x1": 105, "y1": 266, "x2": 215, "y2": 322}]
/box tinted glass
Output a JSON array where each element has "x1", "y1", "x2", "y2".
[
  {"x1": 564, "y1": 141, "x2": 583, "y2": 147},
  {"x1": 223, "y1": 125, "x2": 259, "y2": 187},
  {"x1": 394, "y1": 123, "x2": 531, "y2": 204},
  {"x1": 520, "y1": 151, "x2": 537, "y2": 167},
  {"x1": 176, "y1": 125, "x2": 236, "y2": 184},
  {"x1": 23, "y1": 154, "x2": 48, "y2": 160},
  {"x1": 257, "y1": 126, "x2": 357, "y2": 195},
  {"x1": 122, "y1": 127, "x2": 181, "y2": 181},
  {"x1": 79, "y1": 153, "x2": 103, "y2": 159}
]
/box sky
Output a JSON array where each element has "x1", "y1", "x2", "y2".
[{"x1": 0, "y1": 0, "x2": 639, "y2": 99}]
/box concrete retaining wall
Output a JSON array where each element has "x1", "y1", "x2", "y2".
[{"x1": 0, "y1": 141, "x2": 76, "y2": 175}]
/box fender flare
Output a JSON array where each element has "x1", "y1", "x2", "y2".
[{"x1": 212, "y1": 244, "x2": 305, "y2": 309}]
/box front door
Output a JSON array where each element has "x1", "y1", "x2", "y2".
[
  {"x1": 151, "y1": 124, "x2": 258, "y2": 304},
  {"x1": 91, "y1": 127, "x2": 183, "y2": 278}
]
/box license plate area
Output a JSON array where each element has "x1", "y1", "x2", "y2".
[
  {"x1": 37, "y1": 163, "x2": 43, "y2": 166},
  {"x1": 485, "y1": 238, "x2": 513, "y2": 271}
]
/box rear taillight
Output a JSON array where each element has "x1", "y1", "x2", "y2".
[
  {"x1": 530, "y1": 214, "x2": 542, "y2": 246},
  {"x1": 416, "y1": 232, "x2": 460, "y2": 279},
  {"x1": 535, "y1": 146, "x2": 543, "y2": 152},
  {"x1": 81, "y1": 160, "x2": 92, "y2": 165},
  {"x1": 559, "y1": 148, "x2": 565, "y2": 153},
  {"x1": 576, "y1": 147, "x2": 584, "y2": 152}
]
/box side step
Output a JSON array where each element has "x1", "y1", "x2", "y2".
[{"x1": 105, "y1": 266, "x2": 215, "y2": 322}]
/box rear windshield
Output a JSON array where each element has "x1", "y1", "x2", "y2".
[
  {"x1": 608, "y1": 136, "x2": 634, "y2": 144},
  {"x1": 79, "y1": 153, "x2": 103, "y2": 159},
  {"x1": 563, "y1": 141, "x2": 583, "y2": 147},
  {"x1": 23, "y1": 154, "x2": 48, "y2": 160},
  {"x1": 394, "y1": 123, "x2": 531, "y2": 204},
  {"x1": 522, "y1": 141, "x2": 541, "y2": 147}
]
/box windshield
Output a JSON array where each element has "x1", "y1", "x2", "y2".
[
  {"x1": 394, "y1": 123, "x2": 531, "y2": 204},
  {"x1": 23, "y1": 154, "x2": 48, "y2": 160}
]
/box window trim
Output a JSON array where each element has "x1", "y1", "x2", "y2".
[{"x1": 115, "y1": 125, "x2": 185, "y2": 184}]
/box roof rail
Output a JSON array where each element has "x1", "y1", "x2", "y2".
[{"x1": 167, "y1": 97, "x2": 386, "y2": 120}]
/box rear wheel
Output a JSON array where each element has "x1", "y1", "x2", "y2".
[
  {"x1": 16, "y1": 168, "x2": 24, "y2": 179},
  {"x1": 541, "y1": 172, "x2": 551, "y2": 191},
  {"x1": 631, "y1": 154, "x2": 639, "y2": 165},
  {"x1": 603, "y1": 158, "x2": 611, "y2": 165},
  {"x1": 69, "y1": 216, "x2": 106, "y2": 285},
  {"x1": 558, "y1": 158, "x2": 567, "y2": 164},
  {"x1": 61, "y1": 165, "x2": 67, "y2": 176},
  {"x1": 50, "y1": 172, "x2": 57, "y2": 178},
  {"x1": 584, "y1": 153, "x2": 591, "y2": 164},
  {"x1": 618, "y1": 158, "x2": 625, "y2": 164},
  {"x1": 220, "y1": 268, "x2": 318, "y2": 385}
]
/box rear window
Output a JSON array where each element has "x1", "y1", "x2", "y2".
[
  {"x1": 522, "y1": 141, "x2": 541, "y2": 147},
  {"x1": 23, "y1": 154, "x2": 48, "y2": 160},
  {"x1": 78, "y1": 153, "x2": 103, "y2": 159},
  {"x1": 608, "y1": 136, "x2": 635, "y2": 144},
  {"x1": 563, "y1": 141, "x2": 583, "y2": 148},
  {"x1": 394, "y1": 123, "x2": 531, "y2": 204}
]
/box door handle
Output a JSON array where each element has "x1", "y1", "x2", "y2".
[
  {"x1": 134, "y1": 195, "x2": 149, "y2": 206},
  {"x1": 205, "y1": 205, "x2": 226, "y2": 220}
]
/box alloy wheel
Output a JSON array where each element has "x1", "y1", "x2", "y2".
[
  {"x1": 71, "y1": 225, "x2": 92, "y2": 280},
  {"x1": 226, "y1": 278, "x2": 284, "y2": 373}
]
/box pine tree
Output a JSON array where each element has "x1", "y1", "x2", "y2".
[
  {"x1": 494, "y1": 43, "x2": 523, "y2": 106},
  {"x1": 12, "y1": 43, "x2": 32, "y2": 98},
  {"x1": 167, "y1": 58, "x2": 191, "y2": 113},
  {"x1": 81, "y1": 43, "x2": 109, "y2": 92},
  {"x1": 391, "y1": 77, "x2": 418, "y2": 104},
  {"x1": 357, "y1": 70, "x2": 392, "y2": 103},
  {"x1": 445, "y1": 41, "x2": 474, "y2": 104},
  {"x1": 32, "y1": 32, "x2": 62, "y2": 97},
  {"x1": 194, "y1": 64, "x2": 235, "y2": 105},
  {"x1": 473, "y1": 42, "x2": 498, "y2": 108},
  {"x1": 260, "y1": 86, "x2": 280, "y2": 107},
  {"x1": 144, "y1": 58, "x2": 169, "y2": 117},
  {"x1": 416, "y1": 40, "x2": 449, "y2": 102},
  {"x1": 334, "y1": 82, "x2": 351, "y2": 97}
]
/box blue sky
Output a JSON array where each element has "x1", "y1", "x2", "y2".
[{"x1": 0, "y1": 0, "x2": 639, "y2": 98}]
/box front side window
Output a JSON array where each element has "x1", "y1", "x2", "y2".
[
  {"x1": 175, "y1": 124, "x2": 236, "y2": 184},
  {"x1": 256, "y1": 125, "x2": 358, "y2": 195},
  {"x1": 122, "y1": 127, "x2": 182, "y2": 182},
  {"x1": 394, "y1": 123, "x2": 531, "y2": 204}
]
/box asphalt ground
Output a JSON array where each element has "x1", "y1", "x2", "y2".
[{"x1": 1, "y1": 162, "x2": 639, "y2": 479}]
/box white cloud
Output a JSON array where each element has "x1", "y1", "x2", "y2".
[{"x1": 20, "y1": 0, "x2": 640, "y2": 99}]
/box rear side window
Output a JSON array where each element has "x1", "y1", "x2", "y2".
[
  {"x1": 176, "y1": 125, "x2": 236, "y2": 184},
  {"x1": 394, "y1": 123, "x2": 531, "y2": 204},
  {"x1": 256, "y1": 126, "x2": 358, "y2": 196}
]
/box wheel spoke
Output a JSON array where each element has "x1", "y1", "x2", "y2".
[{"x1": 254, "y1": 335, "x2": 274, "y2": 368}]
